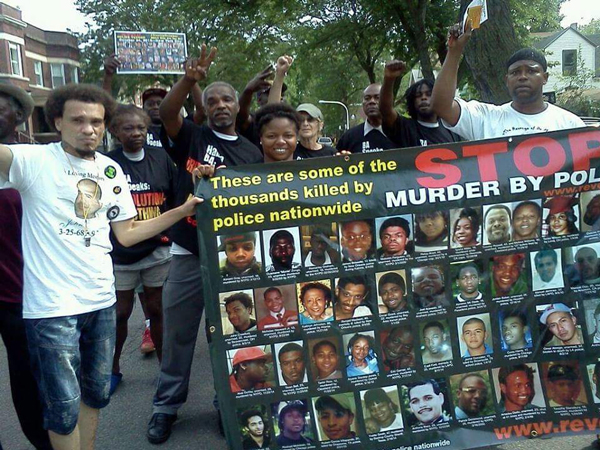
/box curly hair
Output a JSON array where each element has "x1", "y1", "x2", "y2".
[
  {"x1": 224, "y1": 292, "x2": 253, "y2": 311},
  {"x1": 300, "y1": 282, "x2": 332, "y2": 308},
  {"x1": 255, "y1": 102, "x2": 301, "y2": 137},
  {"x1": 44, "y1": 83, "x2": 117, "y2": 132},
  {"x1": 453, "y1": 208, "x2": 480, "y2": 240},
  {"x1": 546, "y1": 210, "x2": 579, "y2": 236}
]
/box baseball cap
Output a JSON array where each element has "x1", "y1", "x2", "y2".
[
  {"x1": 142, "y1": 87, "x2": 168, "y2": 104},
  {"x1": 543, "y1": 196, "x2": 578, "y2": 215},
  {"x1": 0, "y1": 81, "x2": 34, "y2": 125},
  {"x1": 547, "y1": 364, "x2": 578, "y2": 381},
  {"x1": 232, "y1": 347, "x2": 271, "y2": 367},
  {"x1": 297, "y1": 103, "x2": 323, "y2": 121},
  {"x1": 218, "y1": 232, "x2": 256, "y2": 252},
  {"x1": 539, "y1": 303, "x2": 573, "y2": 324}
]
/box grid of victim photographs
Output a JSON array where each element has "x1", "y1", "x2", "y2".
[{"x1": 216, "y1": 192, "x2": 600, "y2": 446}]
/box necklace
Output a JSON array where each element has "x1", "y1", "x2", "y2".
[{"x1": 63, "y1": 149, "x2": 99, "y2": 247}]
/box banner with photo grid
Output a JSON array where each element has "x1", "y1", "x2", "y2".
[{"x1": 196, "y1": 127, "x2": 600, "y2": 450}]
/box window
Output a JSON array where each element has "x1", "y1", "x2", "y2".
[
  {"x1": 70, "y1": 66, "x2": 79, "y2": 83},
  {"x1": 33, "y1": 61, "x2": 43, "y2": 86},
  {"x1": 50, "y1": 63, "x2": 65, "y2": 87},
  {"x1": 562, "y1": 49, "x2": 577, "y2": 75},
  {"x1": 8, "y1": 43, "x2": 22, "y2": 76}
]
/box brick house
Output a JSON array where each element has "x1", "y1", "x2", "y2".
[{"x1": 0, "y1": 2, "x2": 80, "y2": 142}]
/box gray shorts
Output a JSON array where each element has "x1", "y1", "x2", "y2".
[{"x1": 114, "y1": 260, "x2": 171, "y2": 291}]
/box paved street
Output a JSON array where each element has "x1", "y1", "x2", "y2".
[{"x1": 0, "y1": 304, "x2": 597, "y2": 449}]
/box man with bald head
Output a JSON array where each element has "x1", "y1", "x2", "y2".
[
  {"x1": 575, "y1": 247, "x2": 600, "y2": 285},
  {"x1": 336, "y1": 84, "x2": 395, "y2": 154}
]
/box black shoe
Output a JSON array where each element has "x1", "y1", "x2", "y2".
[{"x1": 147, "y1": 413, "x2": 177, "y2": 444}]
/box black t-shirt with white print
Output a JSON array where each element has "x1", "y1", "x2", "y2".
[
  {"x1": 294, "y1": 142, "x2": 336, "y2": 160},
  {"x1": 336, "y1": 123, "x2": 396, "y2": 154},
  {"x1": 164, "y1": 120, "x2": 263, "y2": 255},
  {"x1": 107, "y1": 146, "x2": 177, "y2": 265},
  {"x1": 383, "y1": 115, "x2": 462, "y2": 148}
]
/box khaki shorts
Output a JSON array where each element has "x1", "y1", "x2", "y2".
[{"x1": 114, "y1": 260, "x2": 171, "y2": 291}]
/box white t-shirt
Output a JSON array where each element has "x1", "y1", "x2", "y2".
[
  {"x1": 444, "y1": 99, "x2": 586, "y2": 140},
  {"x1": 3, "y1": 143, "x2": 137, "y2": 319}
]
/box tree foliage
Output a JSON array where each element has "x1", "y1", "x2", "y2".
[{"x1": 75, "y1": 0, "x2": 566, "y2": 133}]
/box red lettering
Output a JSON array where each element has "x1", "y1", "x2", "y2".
[
  {"x1": 569, "y1": 130, "x2": 600, "y2": 171},
  {"x1": 415, "y1": 148, "x2": 461, "y2": 188},
  {"x1": 514, "y1": 137, "x2": 566, "y2": 176},
  {"x1": 186, "y1": 157, "x2": 201, "y2": 174},
  {"x1": 462, "y1": 142, "x2": 508, "y2": 181}
]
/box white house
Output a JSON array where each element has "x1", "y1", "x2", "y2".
[{"x1": 532, "y1": 25, "x2": 600, "y2": 96}]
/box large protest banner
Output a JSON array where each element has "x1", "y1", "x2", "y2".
[
  {"x1": 195, "y1": 128, "x2": 600, "y2": 450},
  {"x1": 114, "y1": 31, "x2": 187, "y2": 74}
]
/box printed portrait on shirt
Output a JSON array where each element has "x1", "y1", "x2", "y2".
[{"x1": 74, "y1": 178, "x2": 102, "y2": 219}]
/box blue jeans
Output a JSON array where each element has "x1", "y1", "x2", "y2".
[{"x1": 25, "y1": 305, "x2": 116, "y2": 435}]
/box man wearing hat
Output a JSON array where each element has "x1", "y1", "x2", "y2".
[
  {"x1": 294, "y1": 103, "x2": 336, "y2": 160},
  {"x1": 219, "y1": 232, "x2": 261, "y2": 277},
  {"x1": 546, "y1": 364, "x2": 586, "y2": 407},
  {"x1": 431, "y1": 24, "x2": 585, "y2": 140},
  {"x1": 229, "y1": 346, "x2": 272, "y2": 393},
  {"x1": 540, "y1": 303, "x2": 583, "y2": 347},
  {"x1": 314, "y1": 395, "x2": 357, "y2": 440},
  {"x1": 276, "y1": 401, "x2": 313, "y2": 445},
  {"x1": 337, "y1": 83, "x2": 395, "y2": 154},
  {"x1": 0, "y1": 82, "x2": 53, "y2": 449}
]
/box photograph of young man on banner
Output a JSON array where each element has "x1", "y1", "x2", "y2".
[
  {"x1": 584, "y1": 299, "x2": 600, "y2": 345},
  {"x1": 581, "y1": 190, "x2": 600, "y2": 232},
  {"x1": 237, "y1": 406, "x2": 272, "y2": 449},
  {"x1": 451, "y1": 260, "x2": 486, "y2": 304},
  {"x1": 308, "y1": 337, "x2": 343, "y2": 381},
  {"x1": 339, "y1": 219, "x2": 376, "y2": 262},
  {"x1": 499, "y1": 309, "x2": 533, "y2": 352},
  {"x1": 300, "y1": 224, "x2": 340, "y2": 268},
  {"x1": 312, "y1": 393, "x2": 359, "y2": 441},
  {"x1": 449, "y1": 370, "x2": 494, "y2": 419},
  {"x1": 564, "y1": 243, "x2": 600, "y2": 287},
  {"x1": 586, "y1": 360, "x2": 600, "y2": 404},
  {"x1": 537, "y1": 302, "x2": 585, "y2": 348},
  {"x1": 530, "y1": 248, "x2": 565, "y2": 291},
  {"x1": 489, "y1": 253, "x2": 527, "y2": 298},
  {"x1": 458, "y1": 313, "x2": 493, "y2": 358},
  {"x1": 271, "y1": 400, "x2": 314, "y2": 446},
  {"x1": 380, "y1": 325, "x2": 416, "y2": 371},
  {"x1": 411, "y1": 265, "x2": 450, "y2": 308},
  {"x1": 402, "y1": 379, "x2": 451, "y2": 429},
  {"x1": 376, "y1": 270, "x2": 408, "y2": 314},
  {"x1": 263, "y1": 227, "x2": 302, "y2": 274},
  {"x1": 218, "y1": 231, "x2": 262, "y2": 279},
  {"x1": 375, "y1": 215, "x2": 414, "y2": 258},
  {"x1": 334, "y1": 276, "x2": 374, "y2": 320},
  {"x1": 419, "y1": 320, "x2": 453, "y2": 365},
  {"x1": 274, "y1": 341, "x2": 308, "y2": 386},
  {"x1": 228, "y1": 346, "x2": 274, "y2": 393},
  {"x1": 493, "y1": 363, "x2": 545, "y2": 413},
  {"x1": 541, "y1": 362, "x2": 588, "y2": 408},
  {"x1": 254, "y1": 285, "x2": 299, "y2": 331},
  {"x1": 220, "y1": 289, "x2": 257, "y2": 335}
]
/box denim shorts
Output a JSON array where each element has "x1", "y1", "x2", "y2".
[{"x1": 25, "y1": 305, "x2": 116, "y2": 435}]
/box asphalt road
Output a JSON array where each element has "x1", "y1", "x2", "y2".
[{"x1": 0, "y1": 304, "x2": 598, "y2": 450}]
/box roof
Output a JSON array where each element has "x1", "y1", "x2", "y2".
[{"x1": 532, "y1": 27, "x2": 600, "y2": 50}]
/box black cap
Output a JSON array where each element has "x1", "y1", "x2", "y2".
[
  {"x1": 547, "y1": 364, "x2": 578, "y2": 381},
  {"x1": 506, "y1": 48, "x2": 548, "y2": 72}
]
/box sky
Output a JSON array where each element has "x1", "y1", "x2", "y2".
[{"x1": 10, "y1": 0, "x2": 600, "y2": 34}]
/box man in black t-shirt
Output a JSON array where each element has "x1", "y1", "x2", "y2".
[
  {"x1": 142, "y1": 87, "x2": 168, "y2": 149},
  {"x1": 147, "y1": 46, "x2": 263, "y2": 445},
  {"x1": 380, "y1": 60, "x2": 460, "y2": 148},
  {"x1": 337, "y1": 84, "x2": 396, "y2": 154}
]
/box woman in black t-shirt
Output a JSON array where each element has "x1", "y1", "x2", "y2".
[
  {"x1": 107, "y1": 104, "x2": 176, "y2": 394},
  {"x1": 294, "y1": 103, "x2": 336, "y2": 160}
]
